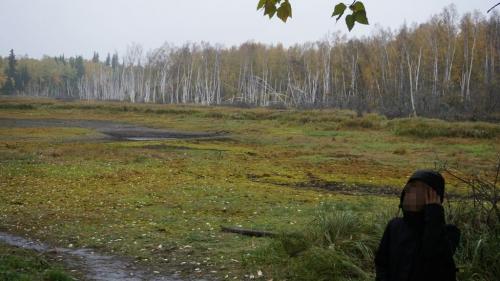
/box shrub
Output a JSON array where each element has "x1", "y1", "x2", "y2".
[
  {"x1": 393, "y1": 147, "x2": 407, "y2": 155},
  {"x1": 0, "y1": 103, "x2": 35, "y2": 110},
  {"x1": 443, "y1": 159, "x2": 500, "y2": 280},
  {"x1": 203, "y1": 111, "x2": 226, "y2": 119},
  {"x1": 389, "y1": 118, "x2": 500, "y2": 139},
  {"x1": 339, "y1": 113, "x2": 386, "y2": 130},
  {"x1": 447, "y1": 203, "x2": 500, "y2": 281}
]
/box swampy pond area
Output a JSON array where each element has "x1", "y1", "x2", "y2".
[{"x1": 0, "y1": 97, "x2": 499, "y2": 281}]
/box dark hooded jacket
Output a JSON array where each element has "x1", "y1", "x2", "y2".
[{"x1": 374, "y1": 170, "x2": 460, "y2": 281}]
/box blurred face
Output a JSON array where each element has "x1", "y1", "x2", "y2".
[{"x1": 402, "y1": 181, "x2": 431, "y2": 212}]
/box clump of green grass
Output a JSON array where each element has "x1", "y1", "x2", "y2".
[
  {"x1": 389, "y1": 118, "x2": 500, "y2": 139},
  {"x1": 339, "y1": 113, "x2": 387, "y2": 130},
  {"x1": 0, "y1": 244, "x2": 73, "y2": 281},
  {"x1": 42, "y1": 270, "x2": 73, "y2": 281},
  {"x1": 244, "y1": 202, "x2": 391, "y2": 281},
  {"x1": 446, "y1": 191, "x2": 500, "y2": 281},
  {"x1": 202, "y1": 111, "x2": 226, "y2": 119}
]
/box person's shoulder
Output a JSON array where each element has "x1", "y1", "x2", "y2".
[
  {"x1": 385, "y1": 217, "x2": 405, "y2": 228},
  {"x1": 388, "y1": 217, "x2": 404, "y2": 223},
  {"x1": 445, "y1": 224, "x2": 461, "y2": 238},
  {"x1": 381, "y1": 217, "x2": 406, "y2": 237}
]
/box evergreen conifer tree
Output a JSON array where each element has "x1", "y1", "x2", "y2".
[
  {"x1": 92, "y1": 52, "x2": 99, "y2": 63},
  {"x1": 2, "y1": 49, "x2": 17, "y2": 94},
  {"x1": 75, "y1": 56, "x2": 85, "y2": 78},
  {"x1": 105, "y1": 53, "x2": 111, "y2": 67},
  {"x1": 111, "y1": 53, "x2": 119, "y2": 69}
]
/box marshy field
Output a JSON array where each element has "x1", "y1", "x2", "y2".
[{"x1": 0, "y1": 97, "x2": 499, "y2": 281}]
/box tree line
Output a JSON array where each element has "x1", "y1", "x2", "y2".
[{"x1": 1, "y1": 6, "x2": 499, "y2": 120}]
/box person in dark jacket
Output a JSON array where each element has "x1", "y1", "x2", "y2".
[{"x1": 374, "y1": 169, "x2": 460, "y2": 281}]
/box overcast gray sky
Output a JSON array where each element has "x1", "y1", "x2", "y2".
[{"x1": 0, "y1": 0, "x2": 495, "y2": 59}]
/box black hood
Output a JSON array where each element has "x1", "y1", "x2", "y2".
[{"x1": 399, "y1": 169, "x2": 445, "y2": 209}]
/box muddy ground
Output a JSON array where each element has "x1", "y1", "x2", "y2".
[
  {"x1": 0, "y1": 232, "x2": 206, "y2": 281},
  {"x1": 0, "y1": 118, "x2": 227, "y2": 141},
  {"x1": 0, "y1": 118, "x2": 222, "y2": 280}
]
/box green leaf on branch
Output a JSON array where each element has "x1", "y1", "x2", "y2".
[
  {"x1": 264, "y1": 0, "x2": 278, "y2": 18},
  {"x1": 257, "y1": 0, "x2": 275, "y2": 18},
  {"x1": 257, "y1": 0, "x2": 267, "y2": 10},
  {"x1": 345, "y1": 14, "x2": 355, "y2": 31},
  {"x1": 257, "y1": 0, "x2": 369, "y2": 31},
  {"x1": 349, "y1": 1, "x2": 365, "y2": 13},
  {"x1": 277, "y1": 1, "x2": 292, "y2": 22},
  {"x1": 331, "y1": 3, "x2": 347, "y2": 21},
  {"x1": 353, "y1": 10, "x2": 369, "y2": 24}
]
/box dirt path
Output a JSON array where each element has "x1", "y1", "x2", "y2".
[
  {"x1": 0, "y1": 118, "x2": 227, "y2": 141},
  {"x1": 0, "y1": 232, "x2": 207, "y2": 281}
]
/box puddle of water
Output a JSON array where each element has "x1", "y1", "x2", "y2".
[
  {"x1": 0, "y1": 232, "x2": 48, "y2": 252},
  {"x1": 125, "y1": 137, "x2": 177, "y2": 141},
  {"x1": 0, "y1": 232, "x2": 205, "y2": 281},
  {"x1": 0, "y1": 118, "x2": 227, "y2": 142}
]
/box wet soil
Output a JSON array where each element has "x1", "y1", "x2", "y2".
[
  {"x1": 0, "y1": 232, "x2": 207, "y2": 281},
  {"x1": 0, "y1": 118, "x2": 227, "y2": 141},
  {"x1": 246, "y1": 172, "x2": 468, "y2": 199}
]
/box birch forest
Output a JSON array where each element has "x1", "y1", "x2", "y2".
[{"x1": 2, "y1": 7, "x2": 499, "y2": 119}]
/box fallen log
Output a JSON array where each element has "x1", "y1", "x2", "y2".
[{"x1": 220, "y1": 225, "x2": 277, "y2": 237}]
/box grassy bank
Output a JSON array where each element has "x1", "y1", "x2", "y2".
[{"x1": 0, "y1": 243, "x2": 74, "y2": 281}]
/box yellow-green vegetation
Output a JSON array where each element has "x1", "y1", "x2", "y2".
[{"x1": 0, "y1": 97, "x2": 499, "y2": 280}]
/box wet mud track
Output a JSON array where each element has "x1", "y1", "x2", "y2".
[
  {"x1": 0, "y1": 232, "x2": 207, "y2": 281},
  {"x1": 0, "y1": 118, "x2": 227, "y2": 141}
]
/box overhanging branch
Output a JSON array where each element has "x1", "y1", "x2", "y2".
[{"x1": 487, "y1": 2, "x2": 500, "y2": 13}]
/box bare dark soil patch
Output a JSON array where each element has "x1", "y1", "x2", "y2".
[
  {"x1": 246, "y1": 172, "x2": 467, "y2": 199},
  {"x1": 142, "y1": 144, "x2": 228, "y2": 153},
  {"x1": 0, "y1": 118, "x2": 227, "y2": 141}
]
